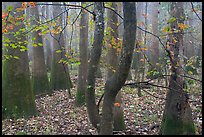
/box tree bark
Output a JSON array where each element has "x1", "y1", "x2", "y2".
[
  {"x1": 2, "y1": 2, "x2": 37, "y2": 119},
  {"x1": 106, "y1": 2, "x2": 125, "y2": 131},
  {"x1": 50, "y1": 2, "x2": 72, "y2": 96},
  {"x1": 160, "y1": 2, "x2": 195, "y2": 135},
  {"x1": 86, "y1": 2, "x2": 104, "y2": 131},
  {"x1": 75, "y1": 2, "x2": 89, "y2": 106},
  {"x1": 29, "y1": 3, "x2": 50, "y2": 95},
  {"x1": 99, "y1": 2, "x2": 136, "y2": 135}
]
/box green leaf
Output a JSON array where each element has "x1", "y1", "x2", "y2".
[
  {"x1": 10, "y1": 44, "x2": 17, "y2": 49},
  {"x1": 32, "y1": 37, "x2": 36, "y2": 41},
  {"x1": 38, "y1": 43, "x2": 43, "y2": 46},
  {"x1": 13, "y1": 56, "x2": 19, "y2": 59},
  {"x1": 187, "y1": 79, "x2": 195, "y2": 85},
  {"x1": 7, "y1": 6, "x2": 13, "y2": 12},
  {"x1": 167, "y1": 17, "x2": 176, "y2": 23},
  {"x1": 56, "y1": 50, "x2": 62, "y2": 53},
  {"x1": 4, "y1": 38, "x2": 10, "y2": 43}
]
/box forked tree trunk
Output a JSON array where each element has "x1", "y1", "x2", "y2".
[{"x1": 159, "y1": 2, "x2": 195, "y2": 135}]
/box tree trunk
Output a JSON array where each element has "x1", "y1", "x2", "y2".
[
  {"x1": 50, "y1": 2, "x2": 72, "y2": 97},
  {"x1": 2, "y1": 2, "x2": 37, "y2": 119},
  {"x1": 75, "y1": 2, "x2": 89, "y2": 106},
  {"x1": 106, "y1": 2, "x2": 125, "y2": 131},
  {"x1": 29, "y1": 3, "x2": 50, "y2": 95},
  {"x1": 149, "y1": 2, "x2": 160, "y2": 71},
  {"x1": 160, "y1": 2, "x2": 195, "y2": 135},
  {"x1": 86, "y1": 2, "x2": 104, "y2": 131},
  {"x1": 100, "y1": 2, "x2": 136, "y2": 135}
]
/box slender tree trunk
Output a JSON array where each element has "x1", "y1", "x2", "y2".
[
  {"x1": 86, "y1": 2, "x2": 104, "y2": 131},
  {"x1": 100, "y1": 2, "x2": 136, "y2": 134},
  {"x1": 75, "y1": 2, "x2": 89, "y2": 106},
  {"x1": 2, "y1": 2, "x2": 37, "y2": 119},
  {"x1": 160, "y1": 2, "x2": 195, "y2": 135},
  {"x1": 150, "y1": 2, "x2": 159, "y2": 71},
  {"x1": 106, "y1": 2, "x2": 125, "y2": 131}
]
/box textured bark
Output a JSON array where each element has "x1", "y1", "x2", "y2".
[
  {"x1": 2, "y1": 2, "x2": 37, "y2": 119},
  {"x1": 86, "y1": 2, "x2": 104, "y2": 131},
  {"x1": 100, "y1": 2, "x2": 136, "y2": 135},
  {"x1": 75, "y1": 2, "x2": 89, "y2": 106},
  {"x1": 29, "y1": 3, "x2": 50, "y2": 95},
  {"x1": 106, "y1": 2, "x2": 125, "y2": 131},
  {"x1": 50, "y1": 2, "x2": 72, "y2": 95},
  {"x1": 160, "y1": 2, "x2": 195, "y2": 135}
]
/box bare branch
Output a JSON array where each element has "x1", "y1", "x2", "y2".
[{"x1": 190, "y1": 2, "x2": 202, "y2": 22}]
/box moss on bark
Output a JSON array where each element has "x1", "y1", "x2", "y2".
[
  {"x1": 32, "y1": 75, "x2": 50, "y2": 95},
  {"x1": 75, "y1": 91, "x2": 85, "y2": 107},
  {"x1": 113, "y1": 112, "x2": 125, "y2": 131},
  {"x1": 161, "y1": 115, "x2": 195, "y2": 135},
  {"x1": 2, "y1": 61, "x2": 37, "y2": 119},
  {"x1": 50, "y1": 57, "x2": 70, "y2": 90}
]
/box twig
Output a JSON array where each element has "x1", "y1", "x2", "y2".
[
  {"x1": 141, "y1": 88, "x2": 166, "y2": 100},
  {"x1": 190, "y1": 2, "x2": 202, "y2": 22}
]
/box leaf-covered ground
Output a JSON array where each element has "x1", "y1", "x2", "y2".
[{"x1": 2, "y1": 77, "x2": 202, "y2": 135}]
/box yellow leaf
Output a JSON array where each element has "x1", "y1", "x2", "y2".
[{"x1": 188, "y1": 71, "x2": 193, "y2": 75}]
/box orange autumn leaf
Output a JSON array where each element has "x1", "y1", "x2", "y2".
[
  {"x1": 22, "y1": 2, "x2": 27, "y2": 8},
  {"x1": 114, "y1": 102, "x2": 121, "y2": 107},
  {"x1": 28, "y1": 2, "x2": 36, "y2": 7},
  {"x1": 140, "y1": 59, "x2": 145, "y2": 62},
  {"x1": 2, "y1": 12, "x2": 8, "y2": 19},
  {"x1": 2, "y1": 29, "x2": 8, "y2": 33},
  {"x1": 16, "y1": 7, "x2": 24, "y2": 12}
]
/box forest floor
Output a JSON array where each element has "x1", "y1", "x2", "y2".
[{"x1": 2, "y1": 76, "x2": 202, "y2": 135}]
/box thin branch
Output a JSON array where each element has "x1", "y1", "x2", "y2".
[
  {"x1": 141, "y1": 88, "x2": 166, "y2": 100},
  {"x1": 104, "y1": 5, "x2": 123, "y2": 20},
  {"x1": 190, "y1": 2, "x2": 202, "y2": 22},
  {"x1": 179, "y1": 74, "x2": 202, "y2": 83},
  {"x1": 37, "y1": 3, "x2": 95, "y2": 16}
]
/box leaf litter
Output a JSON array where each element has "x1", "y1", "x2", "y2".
[{"x1": 2, "y1": 78, "x2": 202, "y2": 135}]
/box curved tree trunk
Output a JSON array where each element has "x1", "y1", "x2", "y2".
[
  {"x1": 100, "y1": 2, "x2": 136, "y2": 135},
  {"x1": 106, "y1": 2, "x2": 125, "y2": 131},
  {"x1": 160, "y1": 2, "x2": 195, "y2": 135},
  {"x1": 85, "y1": 2, "x2": 104, "y2": 131},
  {"x1": 2, "y1": 2, "x2": 37, "y2": 119}
]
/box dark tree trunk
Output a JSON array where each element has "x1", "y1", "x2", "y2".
[
  {"x1": 106, "y1": 2, "x2": 125, "y2": 131},
  {"x1": 99, "y1": 2, "x2": 136, "y2": 135},
  {"x1": 86, "y1": 2, "x2": 104, "y2": 131}
]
